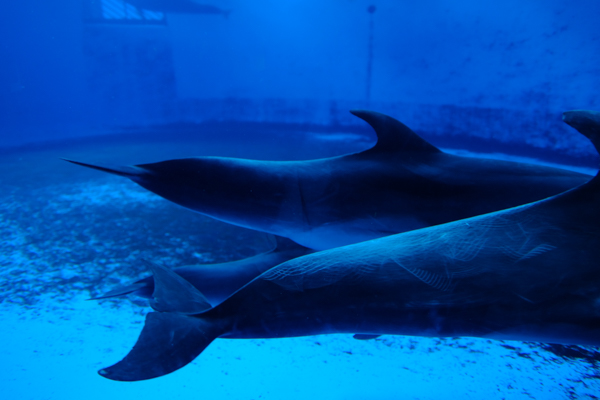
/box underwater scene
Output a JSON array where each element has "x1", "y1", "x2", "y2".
[{"x1": 2, "y1": 1, "x2": 600, "y2": 399}]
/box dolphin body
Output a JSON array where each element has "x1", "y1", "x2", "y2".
[
  {"x1": 64, "y1": 111, "x2": 590, "y2": 250},
  {"x1": 93, "y1": 235, "x2": 312, "y2": 306},
  {"x1": 98, "y1": 110, "x2": 600, "y2": 381},
  {"x1": 126, "y1": 0, "x2": 230, "y2": 16}
]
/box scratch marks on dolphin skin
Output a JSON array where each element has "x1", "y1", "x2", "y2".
[
  {"x1": 514, "y1": 244, "x2": 557, "y2": 262},
  {"x1": 264, "y1": 208, "x2": 559, "y2": 294},
  {"x1": 444, "y1": 234, "x2": 489, "y2": 263},
  {"x1": 493, "y1": 216, "x2": 559, "y2": 262},
  {"x1": 262, "y1": 243, "x2": 380, "y2": 291},
  {"x1": 262, "y1": 256, "x2": 343, "y2": 291},
  {"x1": 395, "y1": 263, "x2": 454, "y2": 291},
  {"x1": 430, "y1": 213, "x2": 557, "y2": 266}
]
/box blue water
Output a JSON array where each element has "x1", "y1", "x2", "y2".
[{"x1": 1, "y1": 0, "x2": 600, "y2": 398}]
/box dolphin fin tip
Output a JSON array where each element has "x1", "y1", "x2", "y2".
[
  {"x1": 349, "y1": 109, "x2": 371, "y2": 117},
  {"x1": 562, "y1": 110, "x2": 600, "y2": 137},
  {"x1": 562, "y1": 110, "x2": 600, "y2": 165}
]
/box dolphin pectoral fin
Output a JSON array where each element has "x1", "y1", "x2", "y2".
[
  {"x1": 352, "y1": 334, "x2": 381, "y2": 340},
  {"x1": 89, "y1": 283, "x2": 148, "y2": 300},
  {"x1": 99, "y1": 312, "x2": 220, "y2": 381},
  {"x1": 144, "y1": 260, "x2": 212, "y2": 314},
  {"x1": 61, "y1": 158, "x2": 144, "y2": 178}
]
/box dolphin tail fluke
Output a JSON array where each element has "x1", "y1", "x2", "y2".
[
  {"x1": 61, "y1": 158, "x2": 145, "y2": 178},
  {"x1": 98, "y1": 259, "x2": 224, "y2": 381},
  {"x1": 98, "y1": 311, "x2": 221, "y2": 381}
]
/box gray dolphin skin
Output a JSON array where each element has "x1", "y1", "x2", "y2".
[
  {"x1": 126, "y1": 0, "x2": 231, "y2": 16},
  {"x1": 99, "y1": 110, "x2": 600, "y2": 381},
  {"x1": 93, "y1": 235, "x2": 312, "y2": 306},
  {"x1": 63, "y1": 110, "x2": 590, "y2": 251}
]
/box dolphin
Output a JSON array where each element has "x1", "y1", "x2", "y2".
[
  {"x1": 127, "y1": 0, "x2": 231, "y2": 16},
  {"x1": 93, "y1": 235, "x2": 312, "y2": 306},
  {"x1": 97, "y1": 110, "x2": 600, "y2": 381},
  {"x1": 63, "y1": 110, "x2": 590, "y2": 250}
]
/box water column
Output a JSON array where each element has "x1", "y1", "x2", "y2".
[{"x1": 365, "y1": 5, "x2": 376, "y2": 106}]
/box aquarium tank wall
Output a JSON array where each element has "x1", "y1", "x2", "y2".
[{"x1": 1, "y1": 0, "x2": 598, "y2": 157}]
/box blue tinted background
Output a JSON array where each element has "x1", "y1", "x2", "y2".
[
  {"x1": 1, "y1": 0, "x2": 598, "y2": 154},
  {"x1": 2, "y1": 2, "x2": 600, "y2": 398}
]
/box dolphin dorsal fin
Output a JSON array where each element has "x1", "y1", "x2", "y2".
[
  {"x1": 563, "y1": 110, "x2": 600, "y2": 156},
  {"x1": 350, "y1": 110, "x2": 441, "y2": 157},
  {"x1": 563, "y1": 110, "x2": 600, "y2": 183}
]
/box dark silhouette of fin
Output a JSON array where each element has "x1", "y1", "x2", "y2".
[
  {"x1": 144, "y1": 260, "x2": 211, "y2": 314},
  {"x1": 563, "y1": 110, "x2": 600, "y2": 155},
  {"x1": 350, "y1": 110, "x2": 441, "y2": 157},
  {"x1": 563, "y1": 110, "x2": 600, "y2": 184},
  {"x1": 98, "y1": 260, "x2": 224, "y2": 381},
  {"x1": 98, "y1": 312, "x2": 221, "y2": 381},
  {"x1": 272, "y1": 234, "x2": 311, "y2": 252},
  {"x1": 90, "y1": 235, "x2": 311, "y2": 302},
  {"x1": 353, "y1": 334, "x2": 381, "y2": 340},
  {"x1": 89, "y1": 283, "x2": 147, "y2": 300},
  {"x1": 61, "y1": 158, "x2": 144, "y2": 178}
]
